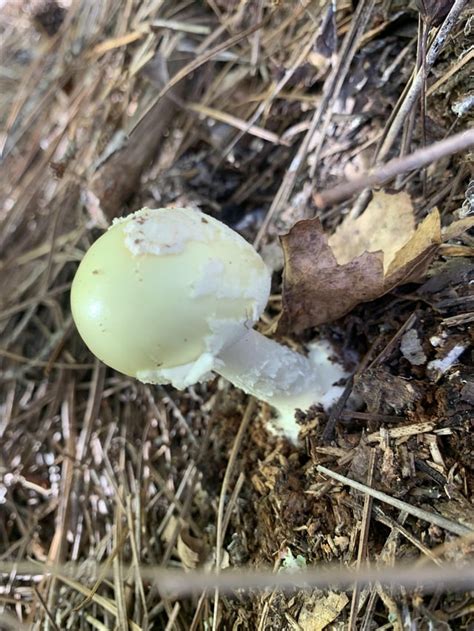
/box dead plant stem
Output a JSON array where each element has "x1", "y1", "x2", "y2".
[
  {"x1": 254, "y1": 0, "x2": 376, "y2": 247},
  {"x1": 317, "y1": 465, "x2": 472, "y2": 536},
  {"x1": 378, "y1": 0, "x2": 470, "y2": 160},
  {"x1": 212, "y1": 399, "x2": 256, "y2": 631},
  {"x1": 315, "y1": 129, "x2": 474, "y2": 206}
]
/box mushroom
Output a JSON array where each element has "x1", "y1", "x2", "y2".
[{"x1": 71, "y1": 207, "x2": 346, "y2": 440}]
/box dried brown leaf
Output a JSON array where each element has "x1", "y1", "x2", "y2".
[
  {"x1": 161, "y1": 517, "x2": 205, "y2": 569},
  {"x1": 329, "y1": 191, "x2": 415, "y2": 272},
  {"x1": 177, "y1": 529, "x2": 205, "y2": 570},
  {"x1": 278, "y1": 218, "x2": 385, "y2": 332},
  {"x1": 278, "y1": 192, "x2": 442, "y2": 332},
  {"x1": 385, "y1": 209, "x2": 441, "y2": 285}
]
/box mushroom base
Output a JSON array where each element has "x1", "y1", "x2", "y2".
[{"x1": 216, "y1": 330, "x2": 347, "y2": 442}]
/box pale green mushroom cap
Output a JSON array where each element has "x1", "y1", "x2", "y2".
[{"x1": 71, "y1": 207, "x2": 271, "y2": 388}]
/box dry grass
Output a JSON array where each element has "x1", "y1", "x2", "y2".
[{"x1": 1, "y1": 0, "x2": 473, "y2": 629}]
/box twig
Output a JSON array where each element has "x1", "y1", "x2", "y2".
[
  {"x1": 222, "y1": 472, "x2": 246, "y2": 542},
  {"x1": 320, "y1": 309, "x2": 408, "y2": 442},
  {"x1": 250, "y1": 0, "x2": 264, "y2": 73},
  {"x1": 371, "y1": 506, "x2": 441, "y2": 564},
  {"x1": 125, "y1": 497, "x2": 148, "y2": 630},
  {"x1": 426, "y1": 47, "x2": 474, "y2": 97},
  {"x1": 366, "y1": 312, "x2": 418, "y2": 371},
  {"x1": 378, "y1": 0, "x2": 470, "y2": 160},
  {"x1": 112, "y1": 503, "x2": 128, "y2": 631},
  {"x1": 348, "y1": 449, "x2": 376, "y2": 630},
  {"x1": 320, "y1": 376, "x2": 354, "y2": 443},
  {"x1": 164, "y1": 602, "x2": 180, "y2": 631},
  {"x1": 5, "y1": 558, "x2": 474, "y2": 597},
  {"x1": 218, "y1": 7, "x2": 319, "y2": 168},
  {"x1": 186, "y1": 102, "x2": 289, "y2": 145},
  {"x1": 307, "y1": 0, "x2": 377, "y2": 178},
  {"x1": 316, "y1": 465, "x2": 472, "y2": 537},
  {"x1": 212, "y1": 399, "x2": 256, "y2": 631},
  {"x1": 314, "y1": 129, "x2": 474, "y2": 206},
  {"x1": 33, "y1": 586, "x2": 61, "y2": 631},
  {"x1": 157, "y1": 14, "x2": 273, "y2": 103},
  {"x1": 90, "y1": 79, "x2": 189, "y2": 220},
  {"x1": 254, "y1": 0, "x2": 376, "y2": 248},
  {"x1": 189, "y1": 590, "x2": 208, "y2": 631}
]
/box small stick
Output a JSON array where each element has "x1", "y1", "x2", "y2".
[
  {"x1": 254, "y1": 0, "x2": 377, "y2": 247},
  {"x1": 320, "y1": 376, "x2": 354, "y2": 443},
  {"x1": 378, "y1": 0, "x2": 470, "y2": 161},
  {"x1": 212, "y1": 400, "x2": 256, "y2": 631},
  {"x1": 314, "y1": 129, "x2": 474, "y2": 207},
  {"x1": 317, "y1": 465, "x2": 472, "y2": 537},
  {"x1": 15, "y1": 557, "x2": 474, "y2": 596},
  {"x1": 348, "y1": 449, "x2": 376, "y2": 630}
]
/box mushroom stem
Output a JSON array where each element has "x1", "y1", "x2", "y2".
[{"x1": 216, "y1": 329, "x2": 345, "y2": 440}]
